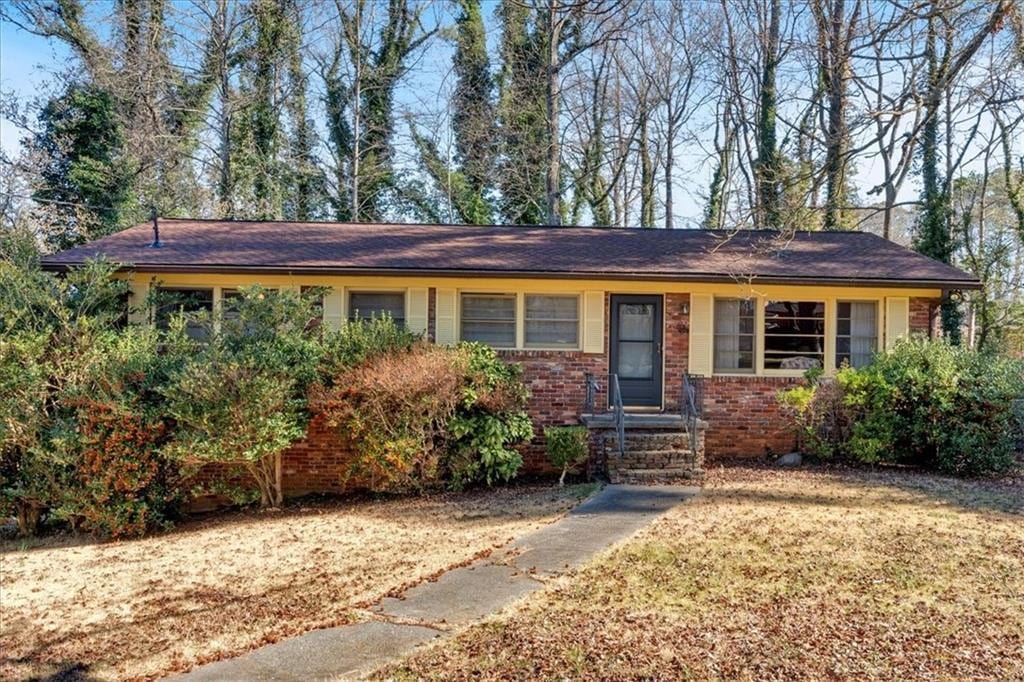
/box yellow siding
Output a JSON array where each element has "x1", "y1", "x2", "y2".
[
  {"x1": 123, "y1": 271, "x2": 943, "y2": 301},
  {"x1": 885, "y1": 296, "x2": 910, "y2": 349},
  {"x1": 688, "y1": 293, "x2": 714, "y2": 376},
  {"x1": 435, "y1": 288, "x2": 457, "y2": 345},
  {"x1": 127, "y1": 281, "x2": 150, "y2": 325},
  {"x1": 322, "y1": 287, "x2": 344, "y2": 329},
  {"x1": 123, "y1": 271, "x2": 941, "y2": 375},
  {"x1": 582, "y1": 290, "x2": 604, "y2": 353}
]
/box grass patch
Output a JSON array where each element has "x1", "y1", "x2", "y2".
[
  {"x1": 0, "y1": 483, "x2": 594, "y2": 681},
  {"x1": 381, "y1": 466, "x2": 1024, "y2": 680}
]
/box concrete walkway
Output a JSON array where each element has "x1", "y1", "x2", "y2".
[{"x1": 177, "y1": 484, "x2": 698, "y2": 681}]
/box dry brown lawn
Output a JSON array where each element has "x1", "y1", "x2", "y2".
[
  {"x1": 0, "y1": 483, "x2": 595, "y2": 681},
  {"x1": 381, "y1": 466, "x2": 1024, "y2": 681}
]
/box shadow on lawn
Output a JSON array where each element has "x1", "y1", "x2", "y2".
[
  {"x1": 1, "y1": 481, "x2": 589, "y2": 554},
  {"x1": 710, "y1": 461, "x2": 1023, "y2": 517},
  {"x1": 867, "y1": 467, "x2": 1024, "y2": 516}
]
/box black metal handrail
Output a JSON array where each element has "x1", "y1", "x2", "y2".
[
  {"x1": 610, "y1": 373, "x2": 625, "y2": 458},
  {"x1": 681, "y1": 373, "x2": 703, "y2": 454},
  {"x1": 583, "y1": 372, "x2": 625, "y2": 457},
  {"x1": 583, "y1": 372, "x2": 601, "y2": 414}
]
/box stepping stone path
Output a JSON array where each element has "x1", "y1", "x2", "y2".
[{"x1": 176, "y1": 484, "x2": 698, "y2": 681}]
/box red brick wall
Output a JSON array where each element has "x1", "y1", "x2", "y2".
[
  {"x1": 701, "y1": 376, "x2": 804, "y2": 458},
  {"x1": 278, "y1": 416, "x2": 359, "y2": 495},
  {"x1": 663, "y1": 292, "x2": 690, "y2": 411},
  {"x1": 910, "y1": 297, "x2": 940, "y2": 337},
  {"x1": 499, "y1": 294, "x2": 609, "y2": 472}
]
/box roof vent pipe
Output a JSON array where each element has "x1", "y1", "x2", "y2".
[{"x1": 149, "y1": 207, "x2": 162, "y2": 248}]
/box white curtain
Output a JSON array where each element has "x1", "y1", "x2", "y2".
[
  {"x1": 714, "y1": 299, "x2": 742, "y2": 370},
  {"x1": 849, "y1": 302, "x2": 877, "y2": 367}
]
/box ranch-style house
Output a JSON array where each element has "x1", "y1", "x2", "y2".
[{"x1": 42, "y1": 219, "x2": 980, "y2": 486}]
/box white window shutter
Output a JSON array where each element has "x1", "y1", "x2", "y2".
[
  {"x1": 582, "y1": 291, "x2": 604, "y2": 353},
  {"x1": 406, "y1": 287, "x2": 428, "y2": 335},
  {"x1": 435, "y1": 288, "x2": 457, "y2": 345},
  {"x1": 127, "y1": 281, "x2": 150, "y2": 325},
  {"x1": 885, "y1": 296, "x2": 910, "y2": 349},
  {"x1": 688, "y1": 293, "x2": 714, "y2": 376},
  {"x1": 323, "y1": 287, "x2": 344, "y2": 329}
]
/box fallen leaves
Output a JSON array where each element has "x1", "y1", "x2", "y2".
[
  {"x1": 0, "y1": 483, "x2": 594, "y2": 681},
  {"x1": 381, "y1": 465, "x2": 1024, "y2": 681}
]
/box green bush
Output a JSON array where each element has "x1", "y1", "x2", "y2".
[
  {"x1": 49, "y1": 327, "x2": 188, "y2": 537},
  {"x1": 844, "y1": 340, "x2": 1022, "y2": 476},
  {"x1": 779, "y1": 339, "x2": 1024, "y2": 476},
  {"x1": 318, "y1": 314, "x2": 419, "y2": 384},
  {"x1": 776, "y1": 368, "x2": 851, "y2": 461},
  {"x1": 445, "y1": 342, "x2": 532, "y2": 488},
  {"x1": 544, "y1": 426, "x2": 590, "y2": 486},
  {"x1": 0, "y1": 256, "x2": 135, "y2": 535},
  {"x1": 162, "y1": 286, "x2": 321, "y2": 508}
]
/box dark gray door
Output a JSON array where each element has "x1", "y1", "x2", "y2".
[{"x1": 609, "y1": 295, "x2": 663, "y2": 407}]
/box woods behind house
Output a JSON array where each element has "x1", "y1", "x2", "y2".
[{"x1": 1, "y1": 0, "x2": 1022, "y2": 351}]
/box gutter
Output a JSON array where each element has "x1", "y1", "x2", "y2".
[{"x1": 38, "y1": 260, "x2": 983, "y2": 290}]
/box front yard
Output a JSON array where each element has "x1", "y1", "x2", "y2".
[
  {"x1": 383, "y1": 466, "x2": 1024, "y2": 680},
  {"x1": 0, "y1": 483, "x2": 595, "y2": 680}
]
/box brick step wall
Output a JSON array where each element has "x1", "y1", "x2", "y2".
[{"x1": 593, "y1": 427, "x2": 705, "y2": 483}]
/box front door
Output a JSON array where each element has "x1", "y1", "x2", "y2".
[{"x1": 609, "y1": 294, "x2": 663, "y2": 407}]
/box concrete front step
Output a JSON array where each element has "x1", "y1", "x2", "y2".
[
  {"x1": 604, "y1": 432, "x2": 692, "y2": 451},
  {"x1": 609, "y1": 468, "x2": 705, "y2": 484},
  {"x1": 614, "y1": 454, "x2": 695, "y2": 469}
]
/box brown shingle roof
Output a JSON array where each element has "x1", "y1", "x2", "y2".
[{"x1": 40, "y1": 219, "x2": 980, "y2": 289}]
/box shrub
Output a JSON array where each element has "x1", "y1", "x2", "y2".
[
  {"x1": 778, "y1": 339, "x2": 1024, "y2": 476},
  {"x1": 776, "y1": 368, "x2": 852, "y2": 461},
  {"x1": 445, "y1": 342, "x2": 532, "y2": 488},
  {"x1": 544, "y1": 426, "x2": 590, "y2": 486},
  {"x1": 0, "y1": 256, "x2": 134, "y2": 535},
  {"x1": 318, "y1": 315, "x2": 419, "y2": 384},
  {"x1": 312, "y1": 343, "x2": 464, "y2": 491},
  {"x1": 162, "y1": 286, "x2": 322, "y2": 507},
  {"x1": 844, "y1": 340, "x2": 1023, "y2": 476},
  {"x1": 50, "y1": 327, "x2": 187, "y2": 537},
  {"x1": 312, "y1": 341, "x2": 532, "y2": 491}
]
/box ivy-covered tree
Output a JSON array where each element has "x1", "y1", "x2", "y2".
[
  {"x1": 322, "y1": 0, "x2": 436, "y2": 222},
  {"x1": 29, "y1": 84, "x2": 135, "y2": 251},
  {"x1": 494, "y1": 0, "x2": 547, "y2": 225},
  {"x1": 410, "y1": 0, "x2": 496, "y2": 224}
]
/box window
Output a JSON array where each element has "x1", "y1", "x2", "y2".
[
  {"x1": 155, "y1": 287, "x2": 213, "y2": 340},
  {"x1": 525, "y1": 295, "x2": 579, "y2": 348},
  {"x1": 764, "y1": 300, "x2": 825, "y2": 370},
  {"x1": 349, "y1": 291, "x2": 405, "y2": 326},
  {"x1": 836, "y1": 301, "x2": 877, "y2": 368},
  {"x1": 221, "y1": 289, "x2": 243, "y2": 321},
  {"x1": 714, "y1": 299, "x2": 755, "y2": 372},
  {"x1": 222, "y1": 288, "x2": 280, "y2": 321},
  {"x1": 460, "y1": 293, "x2": 515, "y2": 347}
]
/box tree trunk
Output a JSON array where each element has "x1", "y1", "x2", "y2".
[
  {"x1": 639, "y1": 109, "x2": 654, "y2": 228},
  {"x1": 755, "y1": 0, "x2": 782, "y2": 229},
  {"x1": 545, "y1": 41, "x2": 562, "y2": 225},
  {"x1": 664, "y1": 114, "x2": 675, "y2": 229}
]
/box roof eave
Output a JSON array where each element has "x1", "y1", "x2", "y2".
[{"x1": 38, "y1": 259, "x2": 982, "y2": 290}]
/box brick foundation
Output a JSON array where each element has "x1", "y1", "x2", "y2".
[{"x1": 701, "y1": 376, "x2": 804, "y2": 458}]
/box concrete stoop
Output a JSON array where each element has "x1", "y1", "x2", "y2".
[{"x1": 599, "y1": 430, "x2": 705, "y2": 485}]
